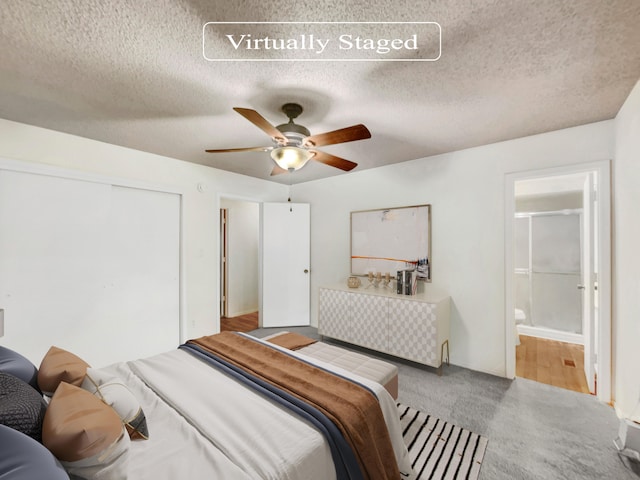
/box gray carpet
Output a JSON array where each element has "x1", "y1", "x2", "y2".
[{"x1": 250, "y1": 326, "x2": 640, "y2": 480}]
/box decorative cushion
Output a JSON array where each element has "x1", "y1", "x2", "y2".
[
  {"x1": 0, "y1": 424, "x2": 70, "y2": 480},
  {"x1": 42, "y1": 382, "x2": 130, "y2": 479},
  {"x1": 0, "y1": 372, "x2": 47, "y2": 441},
  {"x1": 81, "y1": 368, "x2": 149, "y2": 440},
  {"x1": 0, "y1": 345, "x2": 39, "y2": 391},
  {"x1": 38, "y1": 346, "x2": 90, "y2": 396}
]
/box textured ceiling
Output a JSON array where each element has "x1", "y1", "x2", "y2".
[{"x1": 1, "y1": 1, "x2": 639, "y2": 185}]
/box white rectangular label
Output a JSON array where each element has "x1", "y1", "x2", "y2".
[{"x1": 203, "y1": 22, "x2": 441, "y2": 61}]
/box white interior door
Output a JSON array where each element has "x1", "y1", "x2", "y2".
[
  {"x1": 261, "y1": 202, "x2": 310, "y2": 327},
  {"x1": 582, "y1": 173, "x2": 596, "y2": 393}
]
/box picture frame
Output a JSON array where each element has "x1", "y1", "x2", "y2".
[{"x1": 350, "y1": 204, "x2": 432, "y2": 281}]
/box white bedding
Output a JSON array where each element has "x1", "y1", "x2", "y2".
[
  {"x1": 103, "y1": 356, "x2": 253, "y2": 480},
  {"x1": 99, "y1": 335, "x2": 415, "y2": 480}
]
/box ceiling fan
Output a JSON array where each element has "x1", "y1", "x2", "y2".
[{"x1": 205, "y1": 103, "x2": 371, "y2": 175}]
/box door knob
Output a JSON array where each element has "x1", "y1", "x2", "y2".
[{"x1": 577, "y1": 284, "x2": 586, "y2": 290}]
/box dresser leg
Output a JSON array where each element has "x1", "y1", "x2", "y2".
[{"x1": 438, "y1": 340, "x2": 450, "y2": 376}]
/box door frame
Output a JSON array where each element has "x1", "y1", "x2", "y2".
[
  {"x1": 504, "y1": 160, "x2": 612, "y2": 403},
  {"x1": 219, "y1": 208, "x2": 228, "y2": 318}
]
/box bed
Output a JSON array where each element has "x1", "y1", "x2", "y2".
[{"x1": 0, "y1": 332, "x2": 415, "y2": 480}]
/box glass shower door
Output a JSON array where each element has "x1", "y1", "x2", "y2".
[
  {"x1": 530, "y1": 213, "x2": 582, "y2": 333},
  {"x1": 514, "y1": 216, "x2": 531, "y2": 324}
]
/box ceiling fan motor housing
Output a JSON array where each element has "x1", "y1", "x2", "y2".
[
  {"x1": 276, "y1": 103, "x2": 310, "y2": 146},
  {"x1": 275, "y1": 123, "x2": 310, "y2": 146}
]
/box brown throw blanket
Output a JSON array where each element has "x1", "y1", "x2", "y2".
[
  {"x1": 188, "y1": 332, "x2": 399, "y2": 480},
  {"x1": 265, "y1": 331, "x2": 318, "y2": 350}
]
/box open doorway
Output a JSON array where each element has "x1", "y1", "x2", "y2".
[
  {"x1": 219, "y1": 198, "x2": 260, "y2": 332},
  {"x1": 505, "y1": 161, "x2": 611, "y2": 402},
  {"x1": 513, "y1": 178, "x2": 589, "y2": 393}
]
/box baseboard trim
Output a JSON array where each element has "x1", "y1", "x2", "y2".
[
  {"x1": 517, "y1": 324, "x2": 583, "y2": 345},
  {"x1": 226, "y1": 308, "x2": 259, "y2": 318}
]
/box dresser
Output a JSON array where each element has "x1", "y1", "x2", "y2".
[{"x1": 318, "y1": 285, "x2": 450, "y2": 369}]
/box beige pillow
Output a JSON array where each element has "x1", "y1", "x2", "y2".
[
  {"x1": 38, "y1": 346, "x2": 90, "y2": 396},
  {"x1": 42, "y1": 382, "x2": 130, "y2": 478},
  {"x1": 82, "y1": 368, "x2": 149, "y2": 440}
]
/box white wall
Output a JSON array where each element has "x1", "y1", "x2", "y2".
[
  {"x1": 220, "y1": 199, "x2": 259, "y2": 317},
  {"x1": 0, "y1": 118, "x2": 288, "y2": 363},
  {"x1": 292, "y1": 120, "x2": 614, "y2": 376},
  {"x1": 613, "y1": 79, "x2": 640, "y2": 421}
]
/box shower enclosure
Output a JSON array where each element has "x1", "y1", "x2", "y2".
[{"x1": 514, "y1": 209, "x2": 583, "y2": 343}]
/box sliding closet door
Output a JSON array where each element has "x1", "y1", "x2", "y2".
[{"x1": 0, "y1": 168, "x2": 180, "y2": 367}]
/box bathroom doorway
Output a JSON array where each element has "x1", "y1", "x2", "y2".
[
  {"x1": 505, "y1": 161, "x2": 611, "y2": 402},
  {"x1": 513, "y1": 196, "x2": 589, "y2": 393}
]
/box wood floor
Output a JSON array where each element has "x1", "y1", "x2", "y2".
[
  {"x1": 220, "y1": 311, "x2": 259, "y2": 332},
  {"x1": 516, "y1": 335, "x2": 591, "y2": 394}
]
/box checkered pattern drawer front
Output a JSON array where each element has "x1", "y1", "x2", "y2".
[
  {"x1": 318, "y1": 288, "x2": 350, "y2": 341},
  {"x1": 387, "y1": 298, "x2": 438, "y2": 366},
  {"x1": 349, "y1": 293, "x2": 388, "y2": 351}
]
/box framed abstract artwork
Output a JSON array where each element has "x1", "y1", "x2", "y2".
[{"x1": 350, "y1": 204, "x2": 431, "y2": 281}]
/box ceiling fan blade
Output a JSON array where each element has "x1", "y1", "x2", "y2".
[
  {"x1": 309, "y1": 150, "x2": 358, "y2": 171},
  {"x1": 233, "y1": 108, "x2": 287, "y2": 144},
  {"x1": 270, "y1": 165, "x2": 289, "y2": 176},
  {"x1": 205, "y1": 146, "x2": 273, "y2": 153},
  {"x1": 303, "y1": 124, "x2": 371, "y2": 148}
]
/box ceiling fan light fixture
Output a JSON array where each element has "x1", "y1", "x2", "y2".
[{"x1": 270, "y1": 146, "x2": 313, "y2": 171}]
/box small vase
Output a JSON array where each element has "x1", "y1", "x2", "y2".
[{"x1": 347, "y1": 276, "x2": 361, "y2": 288}]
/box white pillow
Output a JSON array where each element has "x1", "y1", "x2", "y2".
[{"x1": 81, "y1": 368, "x2": 149, "y2": 440}]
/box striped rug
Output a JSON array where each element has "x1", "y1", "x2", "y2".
[{"x1": 398, "y1": 403, "x2": 488, "y2": 480}]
